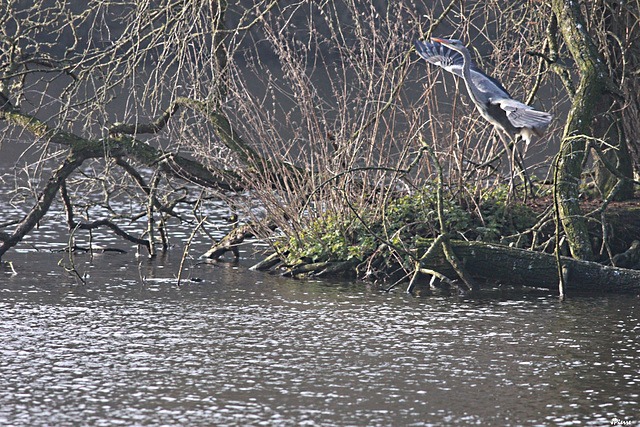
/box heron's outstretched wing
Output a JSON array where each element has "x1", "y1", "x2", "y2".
[
  {"x1": 414, "y1": 39, "x2": 466, "y2": 78},
  {"x1": 414, "y1": 39, "x2": 511, "y2": 98},
  {"x1": 494, "y1": 98, "x2": 554, "y2": 130}
]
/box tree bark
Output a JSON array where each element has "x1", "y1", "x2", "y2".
[
  {"x1": 416, "y1": 240, "x2": 640, "y2": 294},
  {"x1": 551, "y1": 0, "x2": 607, "y2": 261},
  {"x1": 0, "y1": 152, "x2": 85, "y2": 258}
]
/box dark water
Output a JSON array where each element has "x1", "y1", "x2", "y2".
[
  {"x1": 1, "y1": 248, "x2": 639, "y2": 426},
  {"x1": 1, "y1": 142, "x2": 639, "y2": 426}
]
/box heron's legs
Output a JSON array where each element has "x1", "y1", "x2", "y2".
[
  {"x1": 496, "y1": 131, "x2": 516, "y2": 199},
  {"x1": 513, "y1": 144, "x2": 536, "y2": 201},
  {"x1": 497, "y1": 132, "x2": 535, "y2": 202}
]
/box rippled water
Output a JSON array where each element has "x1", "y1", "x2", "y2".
[
  {"x1": 1, "y1": 249, "x2": 639, "y2": 426},
  {"x1": 1, "y1": 142, "x2": 639, "y2": 426}
]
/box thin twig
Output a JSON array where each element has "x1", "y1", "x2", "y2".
[
  {"x1": 407, "y1": 233, "x2": 451, "y2": 293},
  {"x1": 424, "y1": 0, "x2": 462, "y2": 40},
  {"x1": 552, "y1": 153, "x2": 566, "y2": 297},
  {"x1": 421, "y1": 135, "x2": 477, "y2": 291},
  {"x1": 59, "y1": 223, "x2": 87, "y2": 285},
  {"x1": 177, "y1": 215, "x2": 207, "y2": 287}
]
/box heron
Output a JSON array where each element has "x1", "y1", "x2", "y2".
[{"x1": 414, "y1": 37, "x2": 553, "y2": 193}]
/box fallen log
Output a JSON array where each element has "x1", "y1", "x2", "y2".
[
  {"x1": 249, "y1": 251, "x2": 283, "y2": 271},
  {"x1": 416, "y1": 240, "x2": 640, "y2": 294},
  {"x1": 201, "y1": 221, "x2": 278, "y2": 260}
]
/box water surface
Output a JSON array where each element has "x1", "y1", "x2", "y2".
[
  {"x1": 1, "y1": 140, "x2": 638, "y2": 426},
  {"x1": 1, "y1": 250, "x2": 639, "y2": 426}
]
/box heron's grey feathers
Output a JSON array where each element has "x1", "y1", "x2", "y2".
[
  {"x1": 414, "y1": 40, "x2": 510, "y2": 98},
  {"x1": 415, "y1": 39, "x2": 553, "y2": 133},
  {"x1": 414, "y1": 39, "x2": 466, "y2": 77},
  {"x1": 493, "y1": 98, "x2": 553, "y2": 130}
]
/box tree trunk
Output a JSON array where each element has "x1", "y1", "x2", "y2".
[
  {"x1": 416, "y1": 240, "x2": 640, "y2": 294},
  {"x1": 551, "y1": 0, "x2": 608, "y2": 261}
]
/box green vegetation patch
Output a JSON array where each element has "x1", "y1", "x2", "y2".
[{"x1": 283, "y1": 186, "x2": 538, "y2": 267}]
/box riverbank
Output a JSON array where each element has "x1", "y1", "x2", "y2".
[{"x1": 240, "y1": 186, "x2": 640, "y2": 293}]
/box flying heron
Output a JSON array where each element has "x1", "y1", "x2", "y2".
[{"x1": 414, "y1": 37, "x2": 553, "y2": 192}]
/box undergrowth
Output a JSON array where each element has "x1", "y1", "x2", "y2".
[{"x1": 281, "y1": 186, "x2": 538, "y2": 269}]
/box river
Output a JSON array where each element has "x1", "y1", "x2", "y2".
[
  {"x1": 3, "y1": 3, "x2": 639, "y2": 424},
  {"x1": 1, "y1": 244, "x2": 639, "y2": 425},
  {"x1": 1, "y1": 137, "x2": 639, "y2": 426}
]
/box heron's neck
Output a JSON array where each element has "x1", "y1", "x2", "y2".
[{"x1": 460, "y1": 50, "x2": 483, "y2": 106}]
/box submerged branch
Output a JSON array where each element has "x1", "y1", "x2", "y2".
[
  {"x1": 0, "y1": 104, "x2": 241, "y2": 259},
  {"x1": 201, "y1": 220, "x2": 277, "y2": 260},
  {"x1": 0, "y1": 152, "x2": 86, "y2": 259},
  {"x1": 60, "y1": 180, "x2": 151, "y2": 250}
]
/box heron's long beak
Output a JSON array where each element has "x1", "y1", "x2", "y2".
[{"x1": 431, "y1": 37, "x2": 449, "y2": 45}]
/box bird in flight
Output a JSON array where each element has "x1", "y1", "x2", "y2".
[{"x1": 414, "y1": 37, "x2": 553, "y2": 192}]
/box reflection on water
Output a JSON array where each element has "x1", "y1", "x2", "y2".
[
  {"x1": 1, "y1": 251, "x2": 639, "y2": 426},
  {"x1": 1, "y1": 142, "x2": 638, "y2": 426}
]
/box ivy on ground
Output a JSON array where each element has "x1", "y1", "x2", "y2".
[{"x1": 283, "y1": 186, "x2": 538, "y2": 268}]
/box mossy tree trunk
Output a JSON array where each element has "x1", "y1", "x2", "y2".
[
  {"x1": 258, "y1": 239, "x2": 640, "y2": 294},
  {"x1": 551, "y1": 0, "x2": 607, "y2": 261},
  {"x1": 417, "y1": 240, "x2": 640, "y2": 294},
  {"x1": 550, "y1": 0, "x2": 639, "y2": 261}
]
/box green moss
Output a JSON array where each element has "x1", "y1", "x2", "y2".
[{"x1": 283, "y1": 186, "x2": 538, "y2": 266}]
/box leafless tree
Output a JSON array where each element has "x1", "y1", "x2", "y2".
[{"x1": 1, "y1": 0, "x2": 639, "y2": 288}]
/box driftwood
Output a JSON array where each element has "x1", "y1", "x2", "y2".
[
  {"x1": 415, "y1": 240, "x2": 640, "y2": 294},
  {"x1": 201, "y1": 221, "x2": 277, "y2": 260},
  {"x1": 252, "y1": 238, "x2": 640, "y2": 294},
  {"x1": 249, "y1": 252, "x2": 283, "y2": 271}
]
